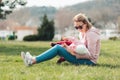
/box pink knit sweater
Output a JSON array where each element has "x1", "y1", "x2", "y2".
[{"x1": 68, "y1": 27, "x2": 100, "y2": 64}]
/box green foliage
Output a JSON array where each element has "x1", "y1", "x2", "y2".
[
  {"x1": 23, "y1": 35, "x2": 39, "y2": 41},
  {"x1": 8, "y1": 35, "x2": 17, "y2": 40},
  {"x1": 23, "y1": 14, "x2": 55, "y2": 41},
  {"x1": 0, "y1": 0, "x2": 27, "y2": 19},
  {"x1": 7, "y1": 31, "x2": 17, "y2": 40},
  {"x1": 0, "y1": 40, "x2": 120, "y2": 80},
  {"x1": 38, "y1": 14, "x2": 55, "y2": 41},
  {"x1": 109, "y1": 36, "x2": 118, "y2": 41}
]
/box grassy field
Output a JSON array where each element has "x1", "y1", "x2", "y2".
[{"x1": 0, "y1": 40, "x2": 120, "y2": 80}]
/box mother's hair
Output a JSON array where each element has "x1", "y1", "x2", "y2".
[{"x1": 73, "y1": 13, "x2": 92, "y2": 29}]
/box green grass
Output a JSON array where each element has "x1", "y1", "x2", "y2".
[{"x1": 0, "y1": 40, "x2": 120, "y2": 80}]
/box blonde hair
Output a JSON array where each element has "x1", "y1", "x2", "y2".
[{"x1": 73, "y1": 13, "x2": 92, "y2": 29}]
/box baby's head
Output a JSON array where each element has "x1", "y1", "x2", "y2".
[{"x1": 61, "y1": 36, "x2": 69, "y2": 41}]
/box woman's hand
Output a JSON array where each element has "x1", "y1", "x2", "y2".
[
  {"x1": 62, "y1": 43, "x2": 76, "y2": 56},
  {"x1": 61, "y1": 43, "x2": 67, "y2": 48},
  {"x1": 66, "y1": 48, "x2": 76, "y2": 56}
]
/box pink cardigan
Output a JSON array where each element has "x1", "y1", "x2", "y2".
[{"x1": 68, "y1": 27, "x2": 100, "y2": 64}]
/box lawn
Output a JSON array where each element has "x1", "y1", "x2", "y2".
[{"x1": 0, "y1": 40, "x2": 120, "y2": 80}]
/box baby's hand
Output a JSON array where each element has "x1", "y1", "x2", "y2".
[
  {"x1": 50, "y1": 42, "x2": 57, "y2": 47},
  {"x1": 61, "y1": 43, "x2": 67, "y2": 48}
]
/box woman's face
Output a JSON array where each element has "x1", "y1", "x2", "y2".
[{"x1": 74, "y1": 21, "x2": 87, "y2": 32}]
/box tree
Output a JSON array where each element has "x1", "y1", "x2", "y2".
[
  {"x1": 38, "y1": 14, "x2": 55, "y2": 41},
  {"x1": 0, "y1": 0, "x2": 27, "y2": 19}
]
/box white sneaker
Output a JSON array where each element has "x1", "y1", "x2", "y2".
[
  {"x1": 25, "y1": 52, "x2": 33, "y2": 66},
  {"x1": 26, "y1": 52, "x2": 33, "y2": 59},
  {"x1": 21, "y1": 51, "x2": 29, "y2": 66}
]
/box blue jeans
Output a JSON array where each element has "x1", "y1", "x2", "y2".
[{"x1": 36, "y1": 44, "x2": 95, "y2": 65}]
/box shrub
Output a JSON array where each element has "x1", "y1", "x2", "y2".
[
  {"x1": 23, "y1": 35, "x2": 39, "y2": 41},
  {"x1": 8, "y1": 35, "x2": 17, "y2": 40},
  {"x1": 109, "y1": 36, "x2": 118, "y2": 40}
]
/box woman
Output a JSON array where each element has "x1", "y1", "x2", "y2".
[{"x1": 21, "y1": 13, "x2": 100, "y2": 66}]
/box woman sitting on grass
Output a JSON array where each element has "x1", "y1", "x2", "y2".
[{"x1": 21, "y1": 13, "x2": 101, "y2": 66}]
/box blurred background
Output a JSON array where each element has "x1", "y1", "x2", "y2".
[{"x1": 0, "y1": 0, "x2": 120, "y2": 41}]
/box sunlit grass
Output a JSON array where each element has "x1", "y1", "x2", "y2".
[{"x1": 0, "y1": 40, "x2": 120, "y2": 80}]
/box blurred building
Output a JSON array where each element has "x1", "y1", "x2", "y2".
[
  {"x1": 100, "y1": 29, "x2": 120, "y2": 39},
  {"x1": 100, "y1": 22, "x2": 120, "y2": 39},
  {"x1": 12, "y1": 26, "x2": 37, "y2": 41},
  {"x1": 0, "y1": 26, "x2": 37, "y2": 41}
]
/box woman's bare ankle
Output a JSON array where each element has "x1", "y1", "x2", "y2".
[{"x1": 32, "y1": 58, "x2": 36, "y2": 64}]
